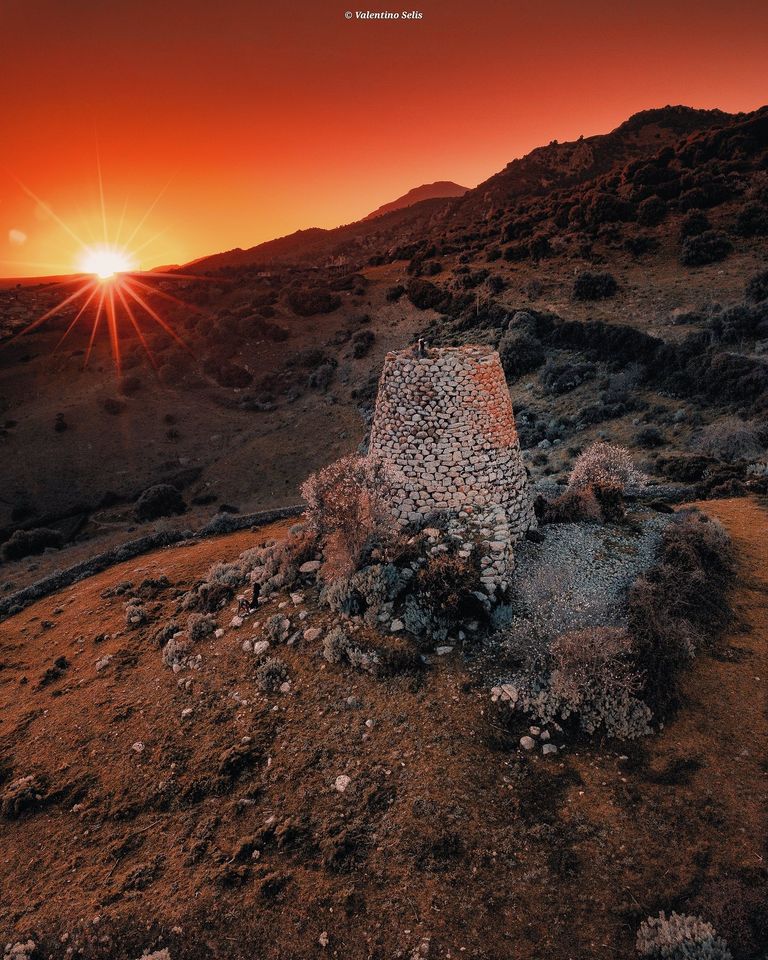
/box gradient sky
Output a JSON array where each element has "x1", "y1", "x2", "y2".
[{"x1": 2, "y1": 0, "x2": 766, "y2": 276}]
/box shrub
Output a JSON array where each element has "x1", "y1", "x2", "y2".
[
  {"x1": 287, "y1": 286, "x2": 341, "y2": 317},
  {"x1": 636, "y1": 912, "x2": 731, "y2": 960},
  {"x1": 746, "y1": 269, "x2": 768, "y2": 303},
  {"x1": 734, "y1": 202, "x2": 768, "y2": 237},
  {"x1": 637, "y1": 195, "x2": 667, "y2": 226},
  {"x1": 498, "y1": 333, "x2": 545, "y2": 380},
  {"x1": 628, "y1": 511, "x2": 734, "y2": 716},
  {"x1": 694, "y1": 417, "x2": 764, "y2": 462},
  {"x1": 540, "y1": 360, "x2": 595, "y2": 395},
  {"x1": 679, "y1": 210, "x2": 711, "y2": 238},
  {"x1": 301, "y1": 455, "x2": 397, "y2": 577},
  {"x1": 625, "y1": 235, "x2": 660, "y2": 256},
  {"x1": 323, "y1": 625, "x2": 380, "y2": 673},
  {"x1": 680, "y1": 231, "x2": 732, "y2": 266},
  {"x1": 308, "y1": 363, "x2": 335, "y2": 391},
  {"x1": 135, "y1": 484, "x2": 187, "y2": 522},
  {"x1": 351, "y1": 329, "x2": 375, "y2": 358},
  {"x1": 568, "y1": 442, "x2": 646, "y2": 493},
  {"x1": 635, "y1": 425, "x2": 666, "y2": 448},
  {"x1": 573, "y1": 271, "x2": 618, "y2": 301},
  {"x1": 1, "y1": 527, "x2": 64, "y2": 562},
  {"x1": 415, "y1": 552, "x2": 484, "y2": 624},
  {"x1": 187, "y1": 613, "x2": 216, "y2": 642},
  {"x1": 511, "y1": 627, "x2": 652, "y2": 739},
  {"x1": 385, "y1": 284, "x2": 405, "y2": 302},
  {"x1": 406, "y1": 279, "x2": 449, "y2": 311},
  {"x1": 255, "y1": 657, "x2": 288, "y2": 692}
]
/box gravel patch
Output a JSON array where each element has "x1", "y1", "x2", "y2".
[{"x1": 508, "y1": 515, "x2": 671, "y2": 639}]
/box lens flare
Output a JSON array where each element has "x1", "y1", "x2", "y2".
[
  {"x1": 79, "y1": 247, "x2": 133, "y2": 281},
  {"x1": 2, "y1": 171, "x2": 221, "y2": 377}
]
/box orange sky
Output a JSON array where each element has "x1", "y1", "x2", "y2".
[{"x1": 2, "y1": 0, "x2": 767, "y2": 277}]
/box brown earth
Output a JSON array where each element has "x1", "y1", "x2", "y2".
[{"x1": 1, "y1": 497, "x2": 767, "y2": 959}]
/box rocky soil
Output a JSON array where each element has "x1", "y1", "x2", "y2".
[{"x1": 1, "y1": 498, "x2": 767, "y2": 960}]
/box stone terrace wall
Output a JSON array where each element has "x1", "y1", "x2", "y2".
[{"x1": 368, "y1": 345, "x2": 535, "y2": 540}]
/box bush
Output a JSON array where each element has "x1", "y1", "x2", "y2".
[
  {"x1": 680, "y1": 231, "x2": 732, "y2": 266},
  {"x1": 187, "y1": 613, "x2": 216, "y2": 642},
  {"x1": 636, "y1": 912, "x2": 731, "y2": 960},
  {"x1": 635, "y1": 425, "x2": 666, "y2": 448},
  {"x1": 308, "y1": 363, "x2": 335, "y2": 391},
  {"x1": 511, "y1": 627, "x2": 652, "y2": 739},
  {"x1": 406, "y1": 279, "x2": 449, "y2": 311},
  {"x1": 568, "y1": 442, "x2": 645, "y2": 493},
  {"x1": 679, "y1": 210, "x2": 711, "y2": 238},
  {"x1": 498, "y1": 333, "x2": 545, "y2": 380},
  {"x1": 628, "y1": 511, "x2": 734, "y2": 716},
  {"x1": 1, "y1": 527, "x2": 64, "y2": 562},
  {"x1": 322, "y1": 625, "x2": 380, "y2": 673},
  {"x1": 287, "y1": 286, "x2": 341, "y2": 317},
  {"x1": 385, "y1": 284, "x2": 405, "y2": 302},
  {"x1": 746, "y1": 269, "x2": 768, "y2": 303},
  {"x1": 637, "y1": 195, "x2": 667, "y2": 226},
  {"x1": 540, "y1": 360, "x2": 595, "y2": 395},
  {"x1": 415, "y1": 552, "x2": 484, "y2": 624},
  {"x1": 734, "y1": 202, "x2": 768, "y2": 237},
  {"x1": 255, "y1": 657, "x2": 289, "y2": 692},
  {"x1": 573, "y1": 271, "x2": 618, "y2": 301},
  {"x1": 351, "y1": 329, "x2": 375, "y2": 358},
  {"x1": 695, "y1": 417, "x2": 764, "y2": 462},
  {"x1": 135, "y1": 484, "x2": 187, "y2": 522},
  {"x1": 301, "y1": 455, "x2": 397, "y2": 577}
]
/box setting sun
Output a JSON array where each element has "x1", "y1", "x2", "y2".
[{"x1": 79, "y1": 247, "x2": 133, "y2": 280}]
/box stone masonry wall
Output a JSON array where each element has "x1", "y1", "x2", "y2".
[{"x1": 368, "y1": 345, "x2": 535, "y2": 594}]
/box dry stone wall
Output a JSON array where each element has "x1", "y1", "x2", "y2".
[{"x1": 368, "y1": 345, "x2": 536, "y2": 595}]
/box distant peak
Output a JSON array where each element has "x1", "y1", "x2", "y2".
[{"x1": 363, "y1": 181, "x2": 469, "y2": 221}]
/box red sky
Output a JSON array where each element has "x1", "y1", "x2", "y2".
[{"x1": 2, "y1": 0, "x2": 766, "y2": 276}]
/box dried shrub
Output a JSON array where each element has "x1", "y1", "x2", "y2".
[
  {"x1": 629, "y1": 511, "x2": 735, "y2": 717},
  {"x1": 255, "y1": 657, "x2": 288, "y2": 692},
  {"x1": 511, "y1": 627, "x2": 652, "y2": 739},
  {"x1": 694, "y1": 418, "x2": 764, "y2": 462},
  {"x1": 415, "y1": 552, "x2": 483, "y2": 623},
  {"x1": 636, "y1": 912, "x2": 731, "y2": 960},
  {"x1": 301, "y1": 455, "x2": 397, "y2": 578},
  {"x1": 187, "y1": 613, "x2": 216, "y2": 642},
  {"x1": 569, "y1": 441, "x2": 646, "y2": 493}
]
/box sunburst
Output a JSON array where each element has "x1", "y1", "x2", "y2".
[{"x1": 2, "y1": 168, "x2": 216, "y2": 377}]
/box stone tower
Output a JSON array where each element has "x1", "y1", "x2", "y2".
[{"x1": 368, "y1": 346, "x2": 535, "y2": 590}]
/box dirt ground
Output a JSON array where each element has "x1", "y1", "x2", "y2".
[{"x1": 1, "y1": 499, "x2": 767, "y2": 959}]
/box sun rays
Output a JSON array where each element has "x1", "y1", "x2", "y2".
[{"x1": 2, "y1": 169, "x2": 211, "y2": 377}]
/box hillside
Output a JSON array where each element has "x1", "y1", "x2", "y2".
[{"x1": 1, "y1": 102, "x2": 767, "y2": 594}]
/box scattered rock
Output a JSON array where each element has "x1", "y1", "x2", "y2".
[
  {"x1": 519, "y1": 736, "x2": 536, "y2": 751},
  {"x1": 334, "y1": 774, "x2": 351, "y2": 793},
  {"x1": 542, "y1": 743, "x2": 559, "y2": 756}
]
